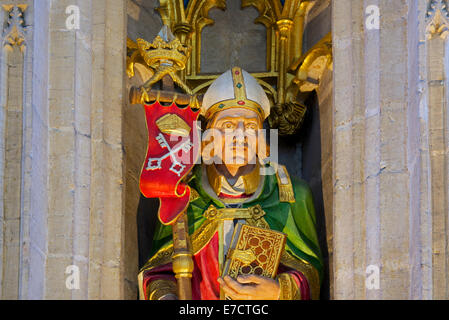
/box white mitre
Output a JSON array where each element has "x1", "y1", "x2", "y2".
[{"x1": 201, "y1": 67, "x2": 270, "y2": 120}]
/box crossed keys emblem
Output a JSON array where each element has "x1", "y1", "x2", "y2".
[{"x1": 146, "y1": 133, "x2": 194, "y2": 176}]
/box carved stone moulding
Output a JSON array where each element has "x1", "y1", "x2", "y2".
[
  {"x1": 2, "y1": 4, "x2": 27, "y2": 52},
  {"x1": 426, "y1": 0, "x2": 449, "y2": 39}
]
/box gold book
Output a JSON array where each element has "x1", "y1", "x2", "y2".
[{"x1": 222, "y1": 223, "x2": 287, "y2": 280}]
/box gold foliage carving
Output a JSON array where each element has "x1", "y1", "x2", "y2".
[
  {"x1": 2, "y1": 5, "x2": 27, "y2": 52},
  {"x1": 427, "y1": 0, "x2": 449, "y2": 39},
  {"x1": 290, "y1": 32, "x2": 332, "y2": 92}
]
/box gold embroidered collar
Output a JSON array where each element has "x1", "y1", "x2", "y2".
[{"x1": 206, "y1": 162, "x2": 260, "y2": 196}]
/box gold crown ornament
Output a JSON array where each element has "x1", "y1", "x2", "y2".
[
  {"x1": 137, "y1": 25, "x2": 191, "y2": 70},
  {"x1": 133, "y1": 26, "x2": 193, "y2": 95}
]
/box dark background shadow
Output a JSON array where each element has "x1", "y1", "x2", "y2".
[
  {"x1": 299, "y1": 92, "x2": 330, "y2": 300},
  {"x1": 137, "y1": 196, "x2": 159, "y2": 268}
]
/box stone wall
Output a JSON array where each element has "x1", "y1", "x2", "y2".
[
  {"x1": 424, "y1": 0, "x2": 449, "y2": 300},
  {"x1": 0, "y1": 0, "x2": 34, "y2": 299},
  {"x1": 331, "y1": 0, "x2": 449, "y2": 299},
  {"x1": 0, "y1": 0, "x2": 128, "y2": 299},
  {"x1": 1, "y1": 0, "x2": 448, "y2": 300}
]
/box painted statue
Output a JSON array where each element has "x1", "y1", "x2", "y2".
[{"x1": 138, "y1": 67, "x2": 323, "y2": 300}]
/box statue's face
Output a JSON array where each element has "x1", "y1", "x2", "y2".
[{"x1": 207, "y1": 108, "x2": 263, "y2": 167}]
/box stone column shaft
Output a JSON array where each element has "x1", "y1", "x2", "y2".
[
  {"x1": 21, "y1": 0, "x2": 127, "y2": 299},
  {"x1": 332, "y1": 0, "x2": 427, "y2": 299},
  {"x1": 425, "y1": 0, "x2": 449, "y2": 299}
]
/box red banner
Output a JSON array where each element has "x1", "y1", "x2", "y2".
[{"x1": 140, "y1": 101, "x2": 200, "y2": 225}]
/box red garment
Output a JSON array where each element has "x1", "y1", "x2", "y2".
[
  {"x1": 143, "y1": 231, "x2": 311, "y2": 300},
  {"x1": 192, "y1": 233, "x2": 221, "y2": 299},
  {"x1": 218, "y1": 192, "x2": 252, "y2": 199}
]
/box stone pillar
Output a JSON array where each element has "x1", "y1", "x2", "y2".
[
  {"x1": 28, "y1": 0, "x2": 48, "y2": 299},
  {"x1": 425, "y1": 0, "x2": 449, "y2": 300},
  {"x1": 43, "y1": 0, "x2": 126, "y2": 300},
  {"x1": 0, "y1": 0, "x2": 128, "y2": 299},
  {"x1": 0, "y1": 1, "x2": 34, "y2": 300},
  {"x1": 332, "y1": 0, "x2": 428, "y2": 299}
]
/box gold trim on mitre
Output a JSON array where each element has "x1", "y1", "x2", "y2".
[{"x1": 205, "y1": 67, "x2": 266, "y2": 121}]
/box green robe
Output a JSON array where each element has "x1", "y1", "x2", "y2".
[{"x1": 141, "y1": 164, "x2": 323, "y2": 299}]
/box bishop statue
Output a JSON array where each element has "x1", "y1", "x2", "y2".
[{"x1": 137, "y1": 66, "x2": 323, "y2": 300}]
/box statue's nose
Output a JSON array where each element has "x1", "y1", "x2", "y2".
[{"x1": 234, "y1": 124, "x2": 246, "y2": 141}]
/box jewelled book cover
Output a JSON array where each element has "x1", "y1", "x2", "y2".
[{"x1": 223, "y1": 223, "x2": 287, "y2": 279}]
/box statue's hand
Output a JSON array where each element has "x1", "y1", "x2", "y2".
[{"x1": 217, "y1": 275, "x2": 280, "y2": 300}]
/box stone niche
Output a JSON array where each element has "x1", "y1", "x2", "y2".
[
  {"x1": 126, "y1": 0, "x2": 333, "y2": 300},
  {"x1": 1, "y1": 0, "x2": 446, "y2": 301}
]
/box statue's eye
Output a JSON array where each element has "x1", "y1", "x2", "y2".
[
  {"x1": 222, "y1": 121, "x2": 235, "y2": 129},
  {"x1": 245, "y1": 123, "x2": 257, "y2": 130}
]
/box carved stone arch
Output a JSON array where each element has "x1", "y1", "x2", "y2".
[
  {"x1": 241, "y1": 0, "x2": 280, "y2": 27},
  {"x1": 151, "y1": 0, "x2": 333, "y2": 135},
  {"x1": 241, "y1": 0, "x2": 279, "y2": 73},
  {"x1": 184, "y1": 0, "x2": 227, "y2": 76},
  {"x1": 186, "y1": 0, "x2": 227, "y2": 25}
]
